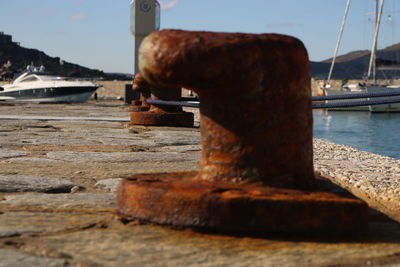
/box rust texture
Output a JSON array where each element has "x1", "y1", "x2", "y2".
[
  {"x1": 130, "y1": 72, "x2": 194, "y2": 127},
  {"x1": 129, "y1": 73, "x2": 150, "y2": 112},
  {"x1": 139, "y1": 30, "x2": 313, "y2": 189},
  {"x1": 118, "y1": 30, "x2": 368, "y2": 235},
  {"x1": 118, "y1": 173, "x2": 367, "y2": 235}
]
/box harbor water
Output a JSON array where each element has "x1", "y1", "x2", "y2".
[{"x1": 313, "y1": 110, "x2": 400, "y2": 160}]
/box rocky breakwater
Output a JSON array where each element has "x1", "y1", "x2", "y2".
[{"x1": 0, "y1": 101, "x2": 399, "y2": 266}]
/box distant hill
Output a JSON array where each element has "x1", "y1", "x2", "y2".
[
  {"x1": 311, "y1": 43, "x2": 400, "y2": 80},
  {"x1": 0, "y1": 41, "x2": 131, "y2": 80},
  {"x1": 2, "y1": 33, "x2": 399, "y2": 81},
  {"x1": 321, "y1": 50, "x2": 371, "y2": 64}
]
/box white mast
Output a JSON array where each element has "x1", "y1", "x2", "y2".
[
  {"x1": 367, "y1": 0, "x2": 385, "y2": 82},
  {"x1": 327, "y1": 0, "x2": 352, "y2": 85}
]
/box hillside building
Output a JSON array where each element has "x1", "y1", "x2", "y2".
[{"x1": 0, "y1": 32, "x2": 20, "y2": 46}]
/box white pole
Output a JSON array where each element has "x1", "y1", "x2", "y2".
[
  {"x1": 327, "y1": 0, "x2": 352, "y2": 85},
  {"x1": 130, "y1": 0, "x2": 160, "y2": 75},
  {"x1": 367, "y1": 0, "x2": 385, "y2": 81}
]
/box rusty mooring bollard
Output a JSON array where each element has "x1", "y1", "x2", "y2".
[
  {"x1": 129, "y1": 73, "x2": 194, "y2": 127},
  {"x1": 118, "y1": 30, "x2": 367, "y2": 235},
  {"x1": 129, "y1": 73, "x2": 151, "y2": 112}
]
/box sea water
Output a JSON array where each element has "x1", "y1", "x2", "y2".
[{"x1": 313, "y1": 110, "x2": 400, "y2": 160}]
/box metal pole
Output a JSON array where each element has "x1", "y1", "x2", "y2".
[
  {"x1": 367, "y1": 0, "x2": 385, "y2": 81},
  {"x1": 327, "y1": 0, "x2": 352, "y2": 84}
]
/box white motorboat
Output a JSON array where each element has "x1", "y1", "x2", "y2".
[{"x1": 0, "y1": 72, "x2": 100, "y2": 103}]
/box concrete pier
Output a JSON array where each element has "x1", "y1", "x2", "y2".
[{"x1": 0, "y1": 100, "x2": 400, "y2": 266}]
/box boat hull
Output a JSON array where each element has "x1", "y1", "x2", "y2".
[
  {"x1": 0, "y1": 86, "x2": 98, "y2": 103},
  {"x1": 367, "y1": 86, "x2": 400, "y2": 112},
  {"x1": 324, "y1": 87, "x2": 400, "y2": 112},
  {"x1": 324, "y1": 89, "x2": 370, "y2": 111}
]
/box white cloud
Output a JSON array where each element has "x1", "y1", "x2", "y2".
[{"x1": 160, "y1": 0, "x2": 178, "y2": 11}]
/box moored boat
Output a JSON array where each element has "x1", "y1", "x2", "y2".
[
  {"x1": 322, "y1": 0, "x2": 400, "y2": 112},
  {"x1": 0, "y1": 71, "x2": 100, "y2": 103}
]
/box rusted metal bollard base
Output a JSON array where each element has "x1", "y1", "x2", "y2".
[
  {"x1": 130, "y1": 111, "x2": 194, "y2": 127},
  {"x1": 128, "y1": 101, "x2": 147, "y2": 112},
  {"x1": 117, "y1": 172, "x2": 368, "y2": 236}
]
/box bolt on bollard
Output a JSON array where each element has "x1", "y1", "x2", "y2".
[{"x1": 118, "y1": 30, "x2": 367, "y2": 236}]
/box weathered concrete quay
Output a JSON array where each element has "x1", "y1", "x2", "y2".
[{"x1": 0, "y1": 100, "x2": 399, "y2": 266}]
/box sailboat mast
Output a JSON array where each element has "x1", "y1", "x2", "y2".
[
  {"x1": 372, "y1": 0, "x2": 379, "y2": 81},
  {"x1": 327, "y1": 0, "x2": 352, "y2": 84},
  {"x1": 367, "y1": 0, "x2": 385, "y2": 82}
]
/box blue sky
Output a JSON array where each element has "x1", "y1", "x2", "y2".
[{"x1": 0, "y1": 0, "x2": 399, "y2": 73}]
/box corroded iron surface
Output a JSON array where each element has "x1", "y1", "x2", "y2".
[
  {"x1": 133, "y1": 73, "x2": 151, "y2": 109},
  {"x1": 130, "y1": 110, "x2": 194, "y2": 127},
  {"x1": 128, "y1": 100, "x2": 143, "y2": 112},
  {"x1": 130, "y1": 71, "x2": 194, "y2": 127},
  {"x1": 118, "y1": 30, "x2": 368, "y2": 235},
  {"x1": 130, "y1": 73, "x2": 150, "y2": 112},
  {"x1": 117, "y1": 172, "x2": 368, "y2": 235},
  {"x1": 139, "y1": 30, "x2": 313, "y2": 189}
]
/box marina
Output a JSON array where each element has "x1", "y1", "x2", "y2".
[
  {"x1": 1, "y1": 0, "x2": 400, "y2": 265},
  {"x1": 320, "y1": 0, "x2": 400, "y2": 112}
]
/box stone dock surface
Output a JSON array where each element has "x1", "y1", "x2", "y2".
[{"x1": 0, "y1": 100, "x2": 400, "y2": 266}]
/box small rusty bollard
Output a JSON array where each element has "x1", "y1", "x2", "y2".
[
  {"x1": 128, "y1": 73, "x2": 151, "y2": 112},
  {"x1": 129, "y1": 74, "x2": 194, "y2": 127},
  {"x1": 118, "y1": 30, "x2": 367, "y2": 235}
]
